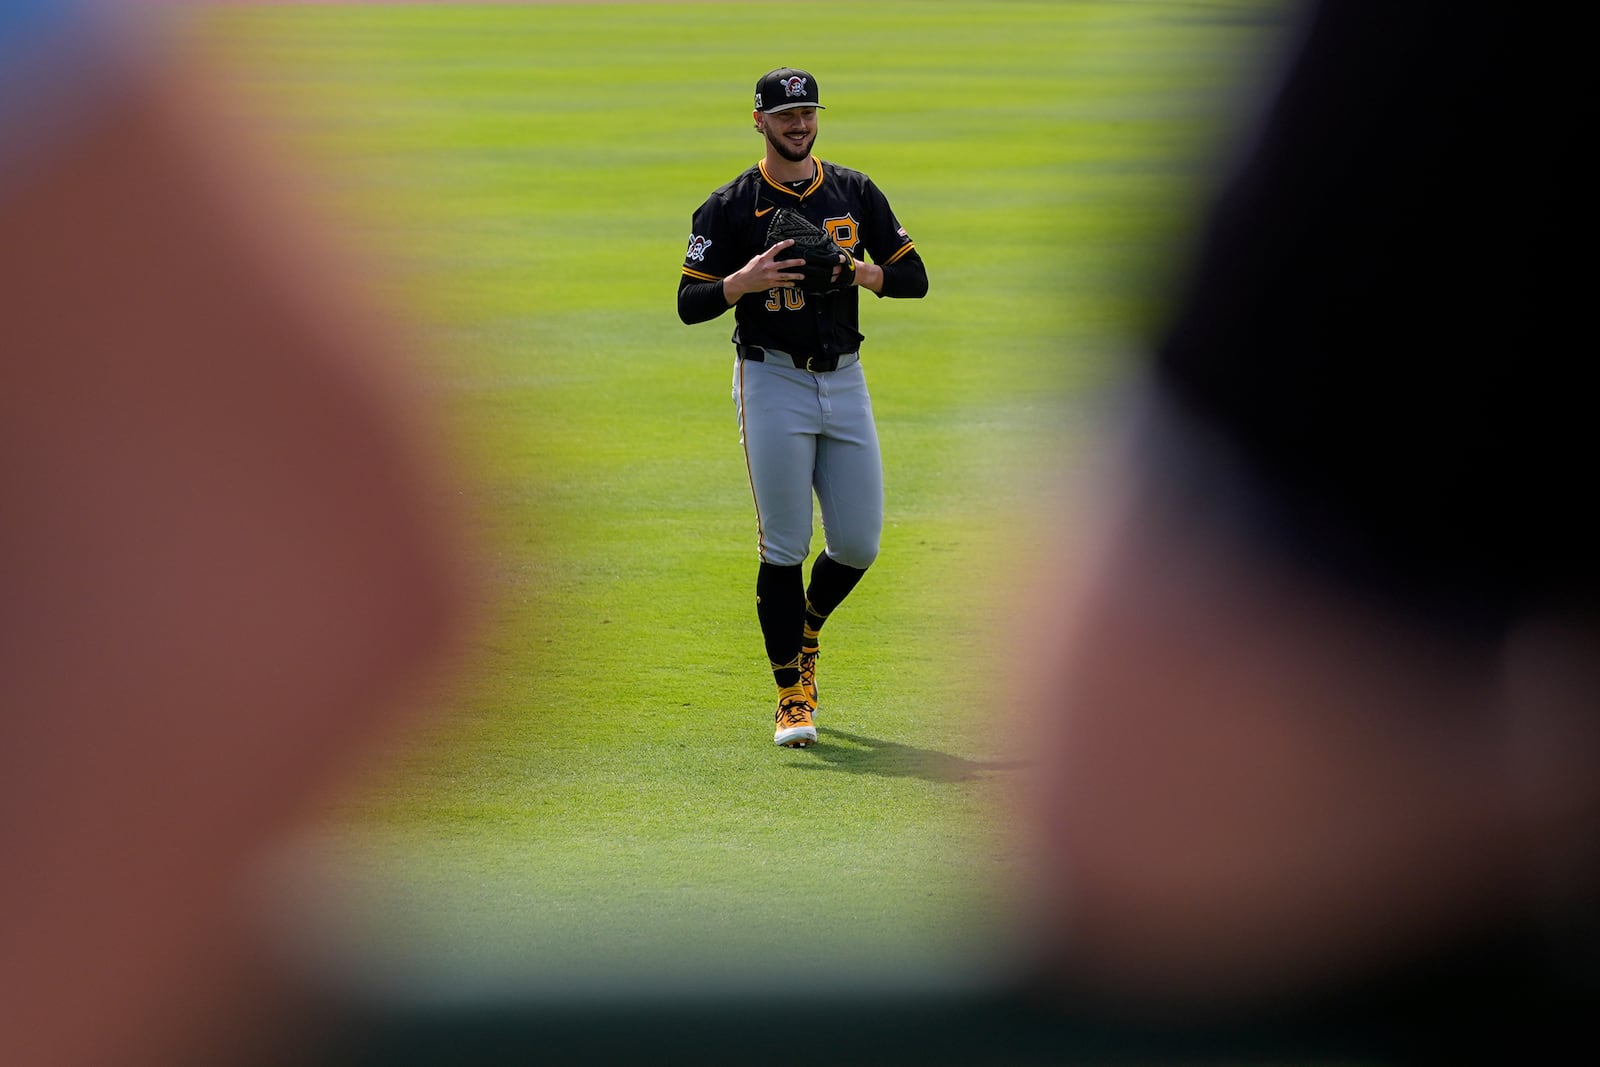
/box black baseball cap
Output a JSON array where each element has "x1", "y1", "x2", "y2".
[{"x1": 754, "y1": 68, "x2": 825, "y2": 113}]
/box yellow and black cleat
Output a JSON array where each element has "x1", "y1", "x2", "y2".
[{"x1": 773, "y1": 685, "x2": 817, "y2": 748}]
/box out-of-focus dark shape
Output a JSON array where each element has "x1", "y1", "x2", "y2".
[
  {"x1": 1, "y1": 6, "x2": 473, "y2": 1066},
  {"x1": 1009, "y1": 0, "x2": 1599, "y2": 1049}
]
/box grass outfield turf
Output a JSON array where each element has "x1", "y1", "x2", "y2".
[{"x1": 189, "y1": 2, "x2": 1288, "y2": 990}]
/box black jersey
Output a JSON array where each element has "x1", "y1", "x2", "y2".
[{"x1": 678, "y1": 158, "x2": 925, "y2": 361}]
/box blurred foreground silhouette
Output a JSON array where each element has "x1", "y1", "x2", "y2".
[
  {"x1": 1010, "y1": 0, "x2": 1598, "y2": 1055},
  {"x1": 3, "y1": 7, "x2": 473, "y2": 1065}
]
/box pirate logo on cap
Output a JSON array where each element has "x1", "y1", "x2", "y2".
[{"x1": 756, "y1": 67, "x2": 824, "y2": 113}]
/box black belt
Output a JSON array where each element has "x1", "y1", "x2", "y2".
[{"x1": 737, "y1": 345, "x2": 842, "y2": 373}]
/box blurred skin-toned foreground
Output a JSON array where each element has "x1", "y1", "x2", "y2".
[
  {"x1": 1, "y1": 9, "x2": 474, "y2": 1066},
  {"x1": 1012, "y1": 433, "x2": 1600, "y2": 1007},
  {"x1": 1006, "y1": 0, "x2": 1600, "y2": 1038}
]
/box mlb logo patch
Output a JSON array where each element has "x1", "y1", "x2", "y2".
[{"x1": 686, "y1": 234, "x2": 713, "y2": 262}]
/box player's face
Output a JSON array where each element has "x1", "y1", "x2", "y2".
[{"x1": 761, "y1": 107, "x2": 818, "y2": 163}]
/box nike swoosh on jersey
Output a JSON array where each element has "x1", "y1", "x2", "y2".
[{"x1": 755, "y1": 206, "x2": 774, "y2": 217}]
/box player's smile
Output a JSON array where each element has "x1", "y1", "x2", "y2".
[{"x1": 763, "y1": 108, "x2": 817, "y2": 163}]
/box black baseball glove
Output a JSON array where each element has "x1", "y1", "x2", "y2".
[{"x1": 765, "y1": 207, "x2": 856, "y2": 293}]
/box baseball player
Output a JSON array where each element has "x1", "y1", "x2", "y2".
[{"x1": 677, "y1": 67, "x2": 928, "y2": 748}]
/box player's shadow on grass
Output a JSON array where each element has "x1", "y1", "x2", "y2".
[{"x1": 788, "y1": 728, "x2": 1029, "y2": 784}]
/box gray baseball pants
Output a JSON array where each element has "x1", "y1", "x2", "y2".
[{"x1": 732, "y1": 351, "x2": 883, "y2": 569}]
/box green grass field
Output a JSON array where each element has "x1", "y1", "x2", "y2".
[{"x1": 190, "y1": 1, "x2": 1288, "y2": 994}]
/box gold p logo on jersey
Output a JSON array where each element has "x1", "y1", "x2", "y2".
[{"x1": 824, "y1": 215, "x2": 859, "y2": 251}]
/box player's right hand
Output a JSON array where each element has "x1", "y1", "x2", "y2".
[
  {"x1": 726, "y1": 239, "x2": 805, "y2": 300},
  {"x1": 767, "y1": 239, "x2": 809, "y2": 283}
]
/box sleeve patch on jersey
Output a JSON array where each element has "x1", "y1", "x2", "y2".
[{"x1": 686, "y1": 234, "x2": 713, "y2": 262}]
